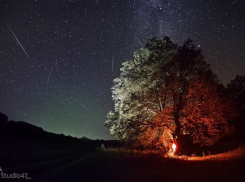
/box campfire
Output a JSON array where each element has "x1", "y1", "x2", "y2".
[
  {"x1": 172, "y1": 143, "x2": 176, "y2": 153},
  {"x1": 167, "y1": 143, "x2": 177, "y2": 156}
]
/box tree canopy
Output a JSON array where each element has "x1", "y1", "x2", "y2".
[
  {"x1": 227, "y1": 75, "x2": 245, "y2": 138},
  {"x1": 227, "y1": 75, "x2": 245, "y2": 112},
  {"x1": 106, "y1": 37, "x2": 237, "y2": 152}
]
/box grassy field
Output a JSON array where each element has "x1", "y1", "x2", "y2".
[{"x1": 13, "y1": 146, "x2": 242, "y2": 182}]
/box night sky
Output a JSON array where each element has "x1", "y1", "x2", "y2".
[{"x1": 0, "y1": 0, "x2": 244, "y2": 140}]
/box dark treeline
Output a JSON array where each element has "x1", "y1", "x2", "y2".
[
  {"x1": 227, "y1": 75, "x2": 245, "y2": 139},
  {"x1": 0, "y1": 113, "x2": 121, "y2": 168}
]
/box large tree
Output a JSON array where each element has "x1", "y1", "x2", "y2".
[{"x1": 106, "y1": 37, "x2": 236, "y2": 152}]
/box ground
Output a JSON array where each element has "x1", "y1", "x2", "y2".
[{"x1": 2, "y1": 146, "x2": 245, "y2": 182}]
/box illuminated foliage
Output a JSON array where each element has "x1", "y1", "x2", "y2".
[
  {"x1": 106, "y1": 37, "x2": 236, "y2": 150},
  {"x1": 183, "y1": 77, "x2": 236, "y2": 145}
]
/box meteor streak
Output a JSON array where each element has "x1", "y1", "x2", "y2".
[
  {"x1": 55, "y1": 56, "x2": 58, "y2": 71},
  {"x1": 6, "y1": 23, "x2": 29, "y2": 58},
  {"x1": 229, "y1": 0, "x2": 238, "y2": 6},
  {"x1": 47, "y1": 63, "x2": 54, "y2": 83},
  {"x1": 135, "y1": 36, "x2": 143, "y2": 47},
  {"x1": 112, "y1": 54, "x2": 114, "y2": 72},
  {"x1": 76, "y1": 100, "x2": 89, "y2": 111},
  {"x1": 112, "y1": 47, "x2": 114, "y2": 72}
]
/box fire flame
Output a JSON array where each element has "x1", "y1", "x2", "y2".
[{"x1": 172, "y1": 143, "x2": 176, "y2": 153}]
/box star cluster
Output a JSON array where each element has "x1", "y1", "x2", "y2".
[{"x1": 0, "y1": 0, "x2": 244, "y2": 139}]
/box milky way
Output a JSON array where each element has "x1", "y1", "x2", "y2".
[{"x1": 0, "y1": 0, "x2": 244, "y2": 139}]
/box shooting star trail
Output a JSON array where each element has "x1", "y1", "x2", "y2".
[
  {"x1": 6, "y1": 23, "x2": 29, "y2": 58},
  {"x1": 112, "y1": 54, "x2": 114, "y2": 72},
  {"x1": 47, "y1": 63, "x2": 54, "y2": 83},
  {"x1": 112, "y1": 47, "x2": 115, "y2": 72},
  {"x1": 135, "y1": 36, "x2": 143, "y2": 47},
  {"x1": 68, "y1": 107, "x2": 72, "y2": 117},
  {"x1": 76, "y1": 100, "x2": 89, "y2": 111},
  {"x1": 229, "y1": 0, "x2": 238, "y2": 6},
  {"x1": 55, "y1": 56, "x2": 58, "y2": 71}
]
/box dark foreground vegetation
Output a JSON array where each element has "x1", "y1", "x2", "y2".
[
  {"x1": 36, "y1": 148, "x2": 245, "y2": 182},
  {"x1": 2, "y1": 147, "x2": 245, "y2": 182},
  {"x1": 0, "y1": 112, "x2": 121, "y2": 169}
]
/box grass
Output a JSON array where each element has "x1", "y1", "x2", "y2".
[
  {"x1": 26, "y1": 146, "x2": 245, "y2": 182},
  {"x1": 188, "y1": 145, "x2": 245, "y2": 161}
]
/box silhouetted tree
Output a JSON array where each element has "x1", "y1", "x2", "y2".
[
  {"x1": 227, "y1": 75, "x2": 245, "y2": 111},
  {"x1": 106, "y1": 37, "x2": 236, "y2": 152},
  {"x1": 227, "y1": 75, "x2": 245, "y2": 138},
  {"x1": 0, "y1": 112, "x2": 8, "y2": 122}
]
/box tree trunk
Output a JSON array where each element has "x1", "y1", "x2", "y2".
[{"x1": 174, "y1": 107, "x2": 182, "y2": 154}]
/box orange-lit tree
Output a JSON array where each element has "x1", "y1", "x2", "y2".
[
  {"x1": 183, "y1": 77, "x2": 236, "y2": 145},
  {"x1": 106, "y1": 37, "x2": 236, "y2": 152}
]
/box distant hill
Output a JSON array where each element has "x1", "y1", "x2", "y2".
[
  {"x1": 0, "y1": 112, "x2": 121, "y2": 168},
  {"x1": 0, "y1": 118, "x2": 82, "y2": 145},
  {"x1": 0, "y1": 112, "x2": 120, "y2": 146}
]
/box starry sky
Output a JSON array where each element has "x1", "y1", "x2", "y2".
[{"x1": 0, "y1": 0, "x2": 244, "y2": 140}]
